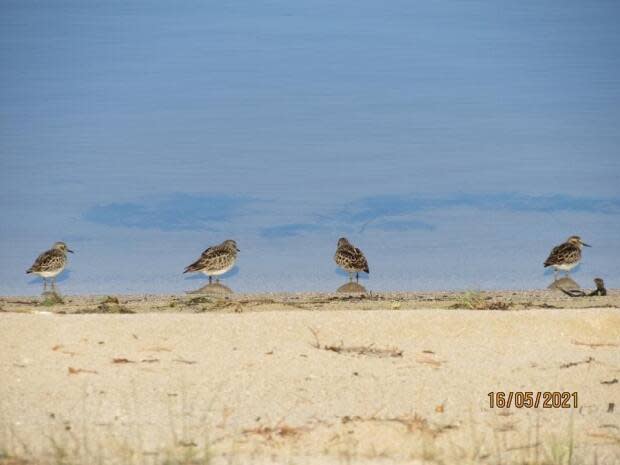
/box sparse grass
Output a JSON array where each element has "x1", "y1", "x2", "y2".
[
  {"x1": 542, "y1": 413, "x2": 575, "y2": 465},
  {"x1": 76, "y1": 296, "x2": 134, "y2": 314},
  {"x1": 40, "y1": 292, "x2": 64, "y2": 306},
  {"x1": 0, "y1": 455, "x2": 30, "y2": 465},
  {"x1": 451, "y1": 291, "x2": 512, "y2": 310},
  {"x1": 186, "y1": 296, "x2": 241, "y2": 313},
  {"x1": 161, "y1": 443, "x2": 212, "y2": 465},
  {"x1": 187, "y1": 296, "x2": 216, "y2": 306},
  {"x1": 243, "y1": 423, "x2": 306, "y2": 440},
  {"x1": 0, "y1": 422, "x2": 608, "y2": 465},
  {"x1": 48, "y1": 437, "x2": 72, "y2": 465},
  {"x1": 342, "y1": 413, "x2": 435, "y2": 435},
  {"x1": 0, "y1": 449, "x2": 30, "y2": 465},
  {"x1": 309, "y1": 327, "x2": 403, "y2": 358},
  {"x1": 0, "y1": 444, "x2": 214, "y2": 465}
]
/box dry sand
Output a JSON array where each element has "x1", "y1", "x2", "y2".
[{"x1": 1, "y1": 291, "x2": 619, "y2": 465}]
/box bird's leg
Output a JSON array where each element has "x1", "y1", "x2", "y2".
[
  {"x1": 554, "y1": 269, "x2": 559, "y2": 281},
  {"x1": 216, "y1": 277, "x2": 220, "y2": 283},
  {"x1": 356, "y1": 272, "x2": 359, "y2": 283},
  {"x1": 43, "y1": 278, "x2": 48, "y2": 291},
  {"x1": 348, "y1": 273, "x2": 353, "y2": 282},
  {"x1": 209, "y1": 276, "x2": 213, "y2": 284},
  {"x1": 51, "y1": 276, "x2": 57, "y2": 290}
]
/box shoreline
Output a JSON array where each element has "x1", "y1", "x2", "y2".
[{"x1": 1, "y1": 289, "x2": 619, "y2": 314}]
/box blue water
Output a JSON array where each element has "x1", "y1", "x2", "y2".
[{"x1": 1, "y1": 0, "x2": 619, "y2": 295}]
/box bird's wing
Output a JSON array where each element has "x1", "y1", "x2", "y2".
[
  {"x1": 354, "y1": 247, "x2": 370, "y2": 273},
  {"x1": 28, "y1": 249, "x2": 63, "y2": 273},
  {"x1": 201, "y1": 246, "x2": 231, "y2": 261},
  {"x1": 184, "y1": 248, "x2": 215, "y2": 272},
  {"x1": 185, "y1": 246, "x2": 234, "y2": 273},
  {"x1": 335, "y1": 244, "x2": 357, "y2": 261},
  {"x1": 184, "y1": 256, "x2": 206, "y2": 273},
  {"x1": 544, "y1": 243, "x2": 579, "y2": 266},
  {"x1": 200, "y1": 246, "x2": 215, "y2": 257},
  {"x1": 335, "y1": 245, "x2": 369, "y2": 272}
]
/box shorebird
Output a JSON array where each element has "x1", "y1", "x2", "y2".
[
  {"x1": 334, "y1": 237, "x2": 369, "y2": 283},
  {"x1": 184, "y1": 239, "x2": 239, "y2": 283},
  {"x1": 544, "y1": 235, "x2": 591, "y2": 280},
  {"x1": 26, "y1": 241, "x2": 74, "y2": 289}
]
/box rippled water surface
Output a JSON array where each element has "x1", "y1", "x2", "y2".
[{"x1": 1, "y1": 0, "x2": 619, "y2": 294}]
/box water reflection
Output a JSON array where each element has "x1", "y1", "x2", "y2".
[
  {"x1": 187, "y1": 282, "x2": 233, "y2": 295},
  {"x1": 41, "y1": 278, "x2": 62, "y2": 296},
  {"x1": 336, "y1": 282, "x2": 367, "y2": 294},
  {"x1": 547, "y1": 276, "x2": 580, "y2": 291},
  {"x1": 41, "y1": 289, "x2": 64, "y2": 305}
]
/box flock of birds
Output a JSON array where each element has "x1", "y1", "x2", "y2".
[{"x1": 26, "y1": 235, "x2": 591, "y2": 291}]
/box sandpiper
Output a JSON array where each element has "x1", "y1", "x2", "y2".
[
  {"x1": 544, "y1": 235, "x2": 591, "y2": 280},
  {"x1": 26, "y1": 241, "x2": 74, "y2": 289},
  {"x1": 184, "y1": 239, "x2": 239, "y2": 283},
  {"x1": 334, "y1": 237, "x2": 369, "y2": 282}
]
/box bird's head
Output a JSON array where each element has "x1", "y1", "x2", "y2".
[
  {"x1": 337, "y1": 237, "x2": 350, "y2": 248},
  {"x1": 223, "y1": 239, "x2": 240, "y2": 252},
  {"x1": 567, "y1": 235, "x2": 590, "y2": 248},
  {"x1": 53, "y1": 241, "x2": 74, "y2": 254}
]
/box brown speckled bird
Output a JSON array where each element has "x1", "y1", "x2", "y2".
[
  {"x1": 544, "y1": 235, "x2": 590, "y2": 280},
  {"x1": 184, "y1": 239, "x2": 239, "y2": 283},
  {"x1": 334, "y1": 237, "x2": 369, "y2": 282},
  {"x1": 26, "y1": 241, "x2": 74, "y2": 289}
]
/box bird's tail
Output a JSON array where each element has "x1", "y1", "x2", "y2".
[{"x1": 183, "y1": 262, "x2": 201, "y2": 273}]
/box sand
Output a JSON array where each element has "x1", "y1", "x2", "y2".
[{"x1": 1, "y1": 291, "x2": 619, "y2": 465}]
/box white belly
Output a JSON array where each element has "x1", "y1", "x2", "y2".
[
  {"x1": 36, "y1": 269, "x2": 63, "y2": 278},
  {"x1": 202, "y1": 262, "x2": 235, "y2": 276},
  {"x1": 554, "y1": 262, "x2": 579, "y2": 271}
]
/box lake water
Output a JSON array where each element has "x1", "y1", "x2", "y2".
[{"x1": 1, "y1": 0, "x2": 619, "y2": 295}]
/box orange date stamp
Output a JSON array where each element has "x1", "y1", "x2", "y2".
[{"x1": 488, "y1": 391, "x2": 578, "y2": 409}]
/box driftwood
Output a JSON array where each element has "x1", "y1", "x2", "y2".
[{"x1": 561, "y1": 278, "x2": 607, "y2": 298}]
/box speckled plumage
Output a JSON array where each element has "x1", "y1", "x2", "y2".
[
  {"x1": 28, "y1": 249, "x2": 67, "y2": 274},
  {"x1": 334, "y1": 237, "x2": 369, "y2": 282},
  {"x1": 544, "y1": 243, "x2": 581, "y2": 268},
  {"x1": 544, "y1": 235, "x2": 590, "y2": 278},
  {"x1": 184, "y1": 239, "x2": 239, "y2": 283},
  {"x1": 26, "y1": 242, "x2": 73, "y2": 287}
]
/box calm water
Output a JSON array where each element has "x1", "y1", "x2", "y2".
[{"x1": 1, "y1": 1, "x2": 619, "y2": 295}]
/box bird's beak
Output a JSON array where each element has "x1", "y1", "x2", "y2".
[
  {"x1": 67, "y1": 249, "x2": 75, "y2": 253},
  {"x1": 581, "y1": 242, "x2": 591, "y2": 247},
  {"x1": 236, "y1": 247, "x2": 240, "y2": 252}
]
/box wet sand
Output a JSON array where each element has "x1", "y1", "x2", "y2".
[{"x1": 0, "y1": 291, "x2": 619, "y2": 465}]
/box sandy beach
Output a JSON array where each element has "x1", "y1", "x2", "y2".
[
  {"x1": 3, "y1": 0, "x2": 620, "y2": 463},
  {"x1": 0, "y1": 291, "x2": 619, "y2": 465}
]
